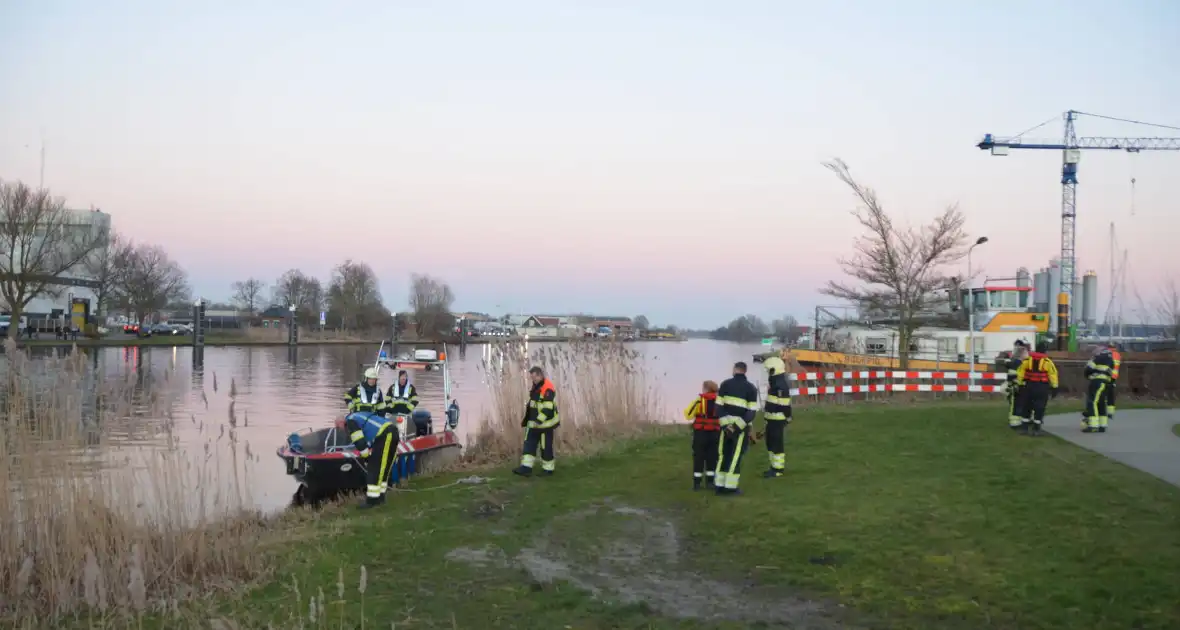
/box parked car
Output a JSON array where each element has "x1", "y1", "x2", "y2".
[
  {"x1": 151, "y1": 323, "x2": 186, "y2": 336},
  {"x1": 123, "y1": 323, "x2": 140, "y2": 335},
  {"x1": 0, "y1": 314, "x2": 27, "y2": 336}
]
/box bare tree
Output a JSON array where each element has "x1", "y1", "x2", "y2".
[
  {"x1": 326, "y1": 260, "x2": 385, "y2": 329},
  {"x1": 409, "y1": 273, "x2": 455, "y2": 338},
  {"x1": 822, "y1": 159, "x2": 967, "y2": 367},
  {"x1": 1156, "y1": 277, "x2": 1180, "y2": 342},
  {"x1": 772, "y1": 315, "x2": 803, "y2": 343},
  {"x1": 231, "y1": 278, "x2": 266, "y2": 314},
  {"x1": 112, "y1": 243, "x2": 189, "y2": 327},
  {"x1": 0, "y1": 180, "x2": 107, "y2": 337},
  {"x1": 272, "y1": 269, "x2": 323, "y2": 326},
  {"x1": 81, "y1": 229, "x2": 129, "y2": 318},
  {"x1": 633, "y1": 315, "x2": 650, "y2": 330}
]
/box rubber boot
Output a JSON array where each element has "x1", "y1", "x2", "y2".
[{"x1": 512, "y1": 466, "x2": 532, "y2": 477}]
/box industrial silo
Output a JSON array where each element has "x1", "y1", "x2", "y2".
[
  {"x1": 1083, "y1": 271, "x2": 1098, "y2": 327},
  {"x1": 1016, "y1": 268, "x2": 1031, "y2": 287},
  {"x1": 1033, "y1": 268, "x2": 1050, "y2": 312},
  {"x1": 1048, "y1": 259, "x2": 1061, "y2": 332}
]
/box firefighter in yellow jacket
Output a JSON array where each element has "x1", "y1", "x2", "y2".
[
  {"x1": 1081, "y1": 346, "x2": 1115, "y2": 433},
  {"x1": 1015, "y1": 341, "x2": 1059, "y2": 437}
]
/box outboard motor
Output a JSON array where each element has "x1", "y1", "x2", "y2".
[
  {"x1": 446, "y1": 400, "x2": 460, "y2": 431},
  {"x1": 410, "y1": 409, "x2": 433, "y2": 437}
]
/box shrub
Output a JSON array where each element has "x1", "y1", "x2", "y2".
[
  {"x1": 466, "y1": 340, "x2": 664, "y2": 465},
  {"x1": 0, "y1": 340, "x2": 271, "y2": 625}
]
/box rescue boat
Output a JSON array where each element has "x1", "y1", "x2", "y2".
[{"x1": 276, "y1": 346, "x2": 462, "y2": 506}]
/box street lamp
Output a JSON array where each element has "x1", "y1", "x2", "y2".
[{"x1": 967, "y1": 236, "x2": 989, "y2": 374}]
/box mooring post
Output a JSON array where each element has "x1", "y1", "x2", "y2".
[
  {"x1": 458, "y1": 317, "x2": 468, "y2": 357},
  {"x1": 391, "y1": 311, "x2": 400, "y2": 359},
  {"x1": 287, "y1": 304, "x2": 298, "y2": 346},
  {"x1": 192, "y1": 298, "x2": 205, "y2": 349}
]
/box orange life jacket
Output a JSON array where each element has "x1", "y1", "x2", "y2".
[
  {"x1": 692, "y1": 393, "x2": 719, "y2": 431},
  {"x1": 1110, "y1": 350, "x2": 1122, "y2": 380},
  {"x1": 1024, "y1": 353, "x2": 1052, "y2": 383}
]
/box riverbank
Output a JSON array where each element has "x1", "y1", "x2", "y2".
[
  {"x1": 5, "y1": 334, "x2": 687, "y2": 348},
  {"x1": 134, "y1": 402, "x2": 1180, "y2": 630}
]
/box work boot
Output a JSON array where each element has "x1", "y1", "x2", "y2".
[
  {"x1": 357, "y1": 499, "x2": 380, "y2": 510},
  {"x1": 539, "y1": 469, "x2": 554, "y2": 477},
  {"x1": 1017, "y1": 424, "x2": 1029, "y2": 435},
  {"x1": 1081, "y1": 426, "x2": 1097, "y2": 433},
  {"x1": 763, "y1": 469, "x2": 783, "y2": 479},
  {"x1": 1027, "y1": 425, "x2": 1043, "y2": 437},
  {"x1": 1098, "y1": 427, "x2": 1107, "y2": 433},
  {"x1": 512, "y1": 466, "x2": 532, "y2": 477},
  {"x1": 693, "y1": 478, "x2": 702, "y2": 491}
]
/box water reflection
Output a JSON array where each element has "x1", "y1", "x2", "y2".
[{"x1": 3, "y1": 339, "x2": 766, "y2": 514}]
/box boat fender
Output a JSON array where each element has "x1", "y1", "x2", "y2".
[{"x1": 446, "y1": 401, "x2": 460, "y2": 430}]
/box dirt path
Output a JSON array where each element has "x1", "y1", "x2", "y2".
[
  {"x1": 447, "y1": 498, "x2": 861, "y2": 629},
  {"x1": 1042, "y1": 408, "x2": 1180, "y2": 487}
]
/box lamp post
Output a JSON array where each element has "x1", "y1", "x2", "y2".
[{"x1": 967, "y1": 236, "x2": 989, "y2": 379}]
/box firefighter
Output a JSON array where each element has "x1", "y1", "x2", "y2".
[
  {"x1": 1106, "y1": 344, "x2": 1122, "y2": 421},
  {"x1": 760, "y1": 355, "x2": 792, "y2": 478},
  {"x1": 683, "y1": 380, "x2": 720, "y2": 490},
  {"x1": 1015, "y1": 341, "x2": 1059, "y2": 436},
  {"x1": 337, "y1": 410, "x2": 397, "y2": 509},
  {"x1": 385, "y1": 370, "x2": 420, "y2": 417},
  {"x1": 345, "y1": 368, "x2": 386, "y2": 414},
  {"x1": 1082, "y1": 346, "x2": 1115, "y2": 433},
  {"x1": 512, "y1": 366, "x2": 560, "y2": 477},
  {"x1": 1005, "y1": 340, "x2": 1029, "y2": 429},
  {"x1": 715, "y1": 361, "x2": 759, "y2": 495}
]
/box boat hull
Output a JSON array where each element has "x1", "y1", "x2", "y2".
[{"x1": 278, "y1": 430, "x2": 461, "y2": 507}]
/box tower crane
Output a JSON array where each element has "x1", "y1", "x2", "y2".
[{"x1": 977, "y1": 110, "x2": 1180, "y2": 349}]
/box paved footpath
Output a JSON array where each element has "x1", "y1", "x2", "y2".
[{"x1": 1042, "y1": 408, "x2": 1180, "y2": 487}]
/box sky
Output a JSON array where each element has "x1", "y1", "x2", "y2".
[{"x1": 1, "y1": 0, "x2": 1178, "y2": 329}]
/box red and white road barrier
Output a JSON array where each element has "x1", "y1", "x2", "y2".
[{"x1": 787, "y1": 370, "x2": 1006, "y2": 396}]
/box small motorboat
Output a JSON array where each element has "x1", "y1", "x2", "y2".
[{"x1": 277, "y1": 346, "x2": 462, "y2": 506}]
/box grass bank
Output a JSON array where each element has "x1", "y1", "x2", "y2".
[{"x1": 120, "y1": 402, "x2": 1180, "y2": 630}]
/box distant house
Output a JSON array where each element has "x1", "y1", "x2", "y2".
[
  {"x1": 258, "y1": 305, "x2": 292, "y2": 329},
  {"x1": 592, "y1": 317, "x2": 634, "y2": 334}
]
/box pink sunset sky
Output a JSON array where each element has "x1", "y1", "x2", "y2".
[{"x1": 1, "y1": 1, "x2": 1177, "y2": 329}]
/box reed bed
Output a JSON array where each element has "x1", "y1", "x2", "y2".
[
  {"x1": 0, "y1": 341, "x2": 275, "y2": 627},
  {"x1": 466, "y1": 340, "x2": 665, "y2": 464}
]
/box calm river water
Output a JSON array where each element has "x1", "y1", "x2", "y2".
[{"x1": 11, "y1": 339, "x2": 765, "y2": 514}]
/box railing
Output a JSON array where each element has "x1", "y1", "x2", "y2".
[{"x1": 787, "y1": 370, "x2": 1007, "y2": 399}]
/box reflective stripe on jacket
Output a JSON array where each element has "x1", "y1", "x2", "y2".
[
  {"x1": 763, "y1": 372, "x2": 792, "y2": 421},
  {"x1": 386, "y1": 382, "x2": 419, "y2": 414},
  {"x1": 345, "y1": 411, "x2": 392, "y2": 451},
  {"x1": 717, "y1": 373, "x2": 759, "y2": 430},
  {"x1": 524, "y1": 379, "x2": 560, "y2": 429},
  {"x1": 345, "y1": 383, "x2": 385, "y2": 413}
]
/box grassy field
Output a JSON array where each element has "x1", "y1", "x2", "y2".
[{"x1": 119, "y1": 402, "x2": 1180, "y2": 630}]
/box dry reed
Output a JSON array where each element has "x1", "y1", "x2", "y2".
[
  {"x1": 466, "y1": 340, "x2": 664, "y2": 464},
  {"x1": 0, "y1": 340, "x2": 273, "y2": 626}
]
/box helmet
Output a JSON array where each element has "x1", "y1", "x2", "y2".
[
  {"x1": 363, "y1": 368, "x2": 379, "y2": 380},
  {"x1": 763, "y1": 356, "x2": 786, "y2": 376}
]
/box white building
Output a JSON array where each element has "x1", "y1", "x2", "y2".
[{"x1": 3, "y1": 207, "x2": 112, "y2": 323}]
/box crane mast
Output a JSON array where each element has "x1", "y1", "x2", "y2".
[{"x1": 977, "y1": 110, "x2": 1180, "y2": 349}]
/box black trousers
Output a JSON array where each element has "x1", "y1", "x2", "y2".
[
  {"x1": 1018, "y1": 383, "x2": 1051, "y2": 425},
  {"x1": 764, "y1": 419, "x2": 787, "y2": 471},
  {"x1": 1084, "y1": 379, "x2": 1109, "y2": 426},
  {"x1": 715, "y1": 428, "x2": 748, "y2": 490},
  {"x1": 1006, "y1": 384, "x2": 1024, "y2": 426},
  {"x1": 691, "y1": 429, "x2": 720, "y2": 482},
  {"x1": 521, "y1": 426, "x2": 556, "y2": 471},
  {"x1": 363, "y1": 429, "x2": 396, "y2": 503}
]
